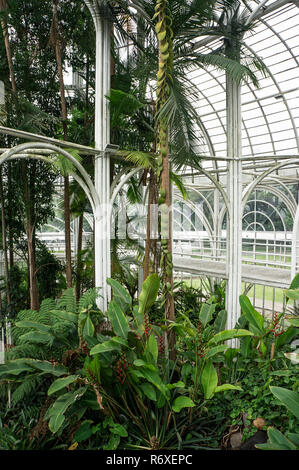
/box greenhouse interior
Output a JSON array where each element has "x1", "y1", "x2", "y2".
[{"x1": 0, "y1": 0, "x2": 298, "y2": 453}]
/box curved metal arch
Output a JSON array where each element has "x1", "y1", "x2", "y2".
[
  {"x1": 182, "y1": 185, "x2": 215, "y2": 225},
  {"x1": 196, "y1": 166, "x2": 230, "y2": 214},
  {"x1": 110, "y1": 167, "x2": 140, "y2": 209},
  {"x1": 43, "y1": 224, "x2": 62, "y2": 233},
  {"x1": 255, "y1": 184, "x2": 297, "y2": 218},
  {"x1": 174, "y1": 194, "x2": 213, "y2": 239},
  {"x1": 218, "y1": 182, "x2": 294, "y2": 233},
  {"x1": 242, "y1": 158, "x2": 299, "y2": 207},
  {"x1": 244, "y1": 221, "x2": 266, "y2": 232},
  {"x1": 265, "y1": 178, "x2": 298, "y2": 214},
  {"x1": 0, "y1": 142, "x2": 100, "y2": 213},
  {"x1": 243, "y1": 210, "x2": 277, "y2": 233},
  {"x1": 8, "y1": 153, "x2": 97, "y2": 216},
  {"x1": 244, "y1": 42, "x2": 299, "y2": 152},
  {"x1": 190, "y1": 44, "x2": 255, "y2": 160},
  {"x1": 173, "y1": 206, "x2": 198, "y2": 233},
  {"x1": 243, "y1": 199, "x2": 288, "y2": 232}
]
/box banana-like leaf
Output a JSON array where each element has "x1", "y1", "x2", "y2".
[
  {"x1": 201, "y1": 359, "x2": 218, "y2": 399},
  {"x1": 214, "y1": 310, "x2": 227, "y2": 332},
  {"x1": 107, "y1": 300, "x2": 130, "y2": 339},
  {"x1": 138, "y1": 274, "x2": 160, "y2": 316},
  {"x1": 48, "y1": 375, "x2": 79, "y2": 396},
  {"x1": 199, "y1": 303, "x2": 216, "y2": 327},
  {"x1": 46, "y1": 387, "x2": 87, "y2": 433},
  {"x1": 270, "y1": 386, "x2": 299, "y2": 419},
  {"x1": 239, "y1": 295, "x2": 265, "y2": 336},
  {"x1": 106, "y1": 278, "x2": 132, "y2": 313},
  {"x1": 208, "y1": 329, "x2": 254, "y2": 345},
  {"x1": 89, "y1": 339, "x2": 125, "y2": 356}
]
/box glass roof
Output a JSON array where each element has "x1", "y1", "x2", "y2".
[{"x1": 188, "y1": 0, "x2": 299, "y2": 167}]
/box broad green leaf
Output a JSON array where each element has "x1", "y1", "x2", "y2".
[
  {"x1": 50, "y1": 310, "x2": 78, "y2": 323},
  {"x1": 275, "y1": 326, "x2": 298, "y2": 349},
  {"x1": 26, "y1": 360, "x2": 67, "y2": 377},
  {"x1": 166, "y1": 381, "x2": 185, "y2": 390},
  {"x1": 84, "y1": 356, "x2": 101, "y2": 383},
  {"x1": 144, "y1": 334, "x2": 158, "y2": 364},
  {"x1": 107, "y1": 300, "x2": 130, "y2": 339},
  {"x1": 110, "y1": 423, "x2": 128, "y2": 438},
  {"x1": 110, "y1": 337, "x2": 128, "y2": 347},
  {"x1": 205, "y1": 345, "x2": 228, "y2": 360},
  {"x1": 47, "y1": 387, "x2": 87, "y2": 433},
  {"x1": 256, "y1": 442, "x2": 292, "y2": 450},
  {"x1": 90, "y1": 340, "x2": 122, "y2": 355},
  {"x1": 199, "y1": 303, "x2": 216, "y2": 327},
  {"x1": 140, "y1": 383, "x2": 157, "y2": 401},
  {"x1": 240, "y1": 335, "x2": 252, "y2": 358},
  {"x1": 74, "y1": 420, "x2": 94, "y2": 443},
  {"x1": 172, "y1": 396, "x2": 195, "y2": 413},
  {"x1": 270, "y1": 386, "x2": 299, "y2": 419},
  {"x1": 15, "y1": 321, "x2": 51, "y2": 333},
  {"x1": 285, "y1": 289, "x2": 299, "y2": 301},
  {"x1": 288, "y1": 273, "x2": 299, "y2": 290},
  {"x1": 83, "y1": 315, "x2": 95, "y2": 338},
  {"x1": 18, "y1": 331, "x2": 53, "y2": 345},
  {"x1": 239, "y1": 295, "x2": 265, "y2": 336},
  {"x1": 286, "y1": 318, "x2": 299, "y2": 328},
  {"x1": 133, "y1": 359, "x2": 147, "y2": 367},
  {"x1": 138, "y1": 274, "x2": 160, "y2": 316},
  {"x1": 0, "y1": 360, "x2": 33, "y2": 377},
  {"x1": 208, "y1": 329, "x2": 253, "y2": 345},
  {"x1": 136, "y1": 367, "x2": 169, "y2": 398},
  {"x1": 48, "y1": 375, "x2": 78, "y2": 396},
  {"x1": 106, "y1": 278, "x2": 132, "y2": 312},
  {"x1": 103, "y1": 434, "x2": 120, "y2": 450},
  {"x1": 268, "y1": 427, "x2": 297, "y2": 450},
  {"x1": 213, "y1": 309, "x2": 227, "y2": 332},
  {"x1": 214, "y1": 384, "x2": 242, "y2": 393},
  {"x1": 49, "y1": 413, "x2": 65, "y2": 434},
  {"x1": 286, "y1": 433, "x2": 299, "y2": 448},
  {"x1": 201, "y1": 359, "x2": 218, "y2": 399}
]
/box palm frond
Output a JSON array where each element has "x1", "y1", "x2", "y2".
[{"x1": 120, "y1": 149, "x2": 155, "y2": 169}]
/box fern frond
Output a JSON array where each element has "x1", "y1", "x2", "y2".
[
  {"x1": 39, "y1": 298, "x2": 56, "y2": 318},
  {"x1": 57, "y1": 288, "x2": 77, "y2": 313},
  {"x1": 78, "y1": 288, "x2": 102, "y2": 312},
  {"x1": 11, "y1": 376, "x2": 43, "y2": 405}
]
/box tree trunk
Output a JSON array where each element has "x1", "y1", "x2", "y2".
[
  {"x1": 27, "y1": 226, "x2": 39, "y2": 311},
  {"x1": 0, "y1": 0, "x2": 17, "y2": 93},
  {"x1": 51, "y1": 0, "x2": 72, "y2": 288},
  {"x1": 21, "y1": 161, "x2": 39, "y2": 311},
  {"x1": 0, "y1": 168, "x2": 11, "y2": 307}
]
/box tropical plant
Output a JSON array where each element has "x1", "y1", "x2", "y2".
[
  {"x1": 239, "y1": 294, "x2": 299, "y2": 361},
  {"x1": 256, "y1": 386, "x2": 299, "y2": 450}
]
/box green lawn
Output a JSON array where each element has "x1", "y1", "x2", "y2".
[{"x1": 182, "y1": 277, "x2": 285, "y2": 305}]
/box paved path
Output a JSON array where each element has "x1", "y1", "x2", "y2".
[{"x1": 173, "y1": 257, "x2": 292, "y2": 288}]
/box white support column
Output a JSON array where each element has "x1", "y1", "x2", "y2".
[
  {"x1": 291, "y1": 203, "x2": 299, "y2": 280},
  {"x1": 94, "y1": 16, "x2": 111, "y2": 311},
  {"x1": 226, "y1": 75, "x2": 243, "y2": 332},
  {"x1": 73, "y1": 217, "x2": 79, "y2": 258}
]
